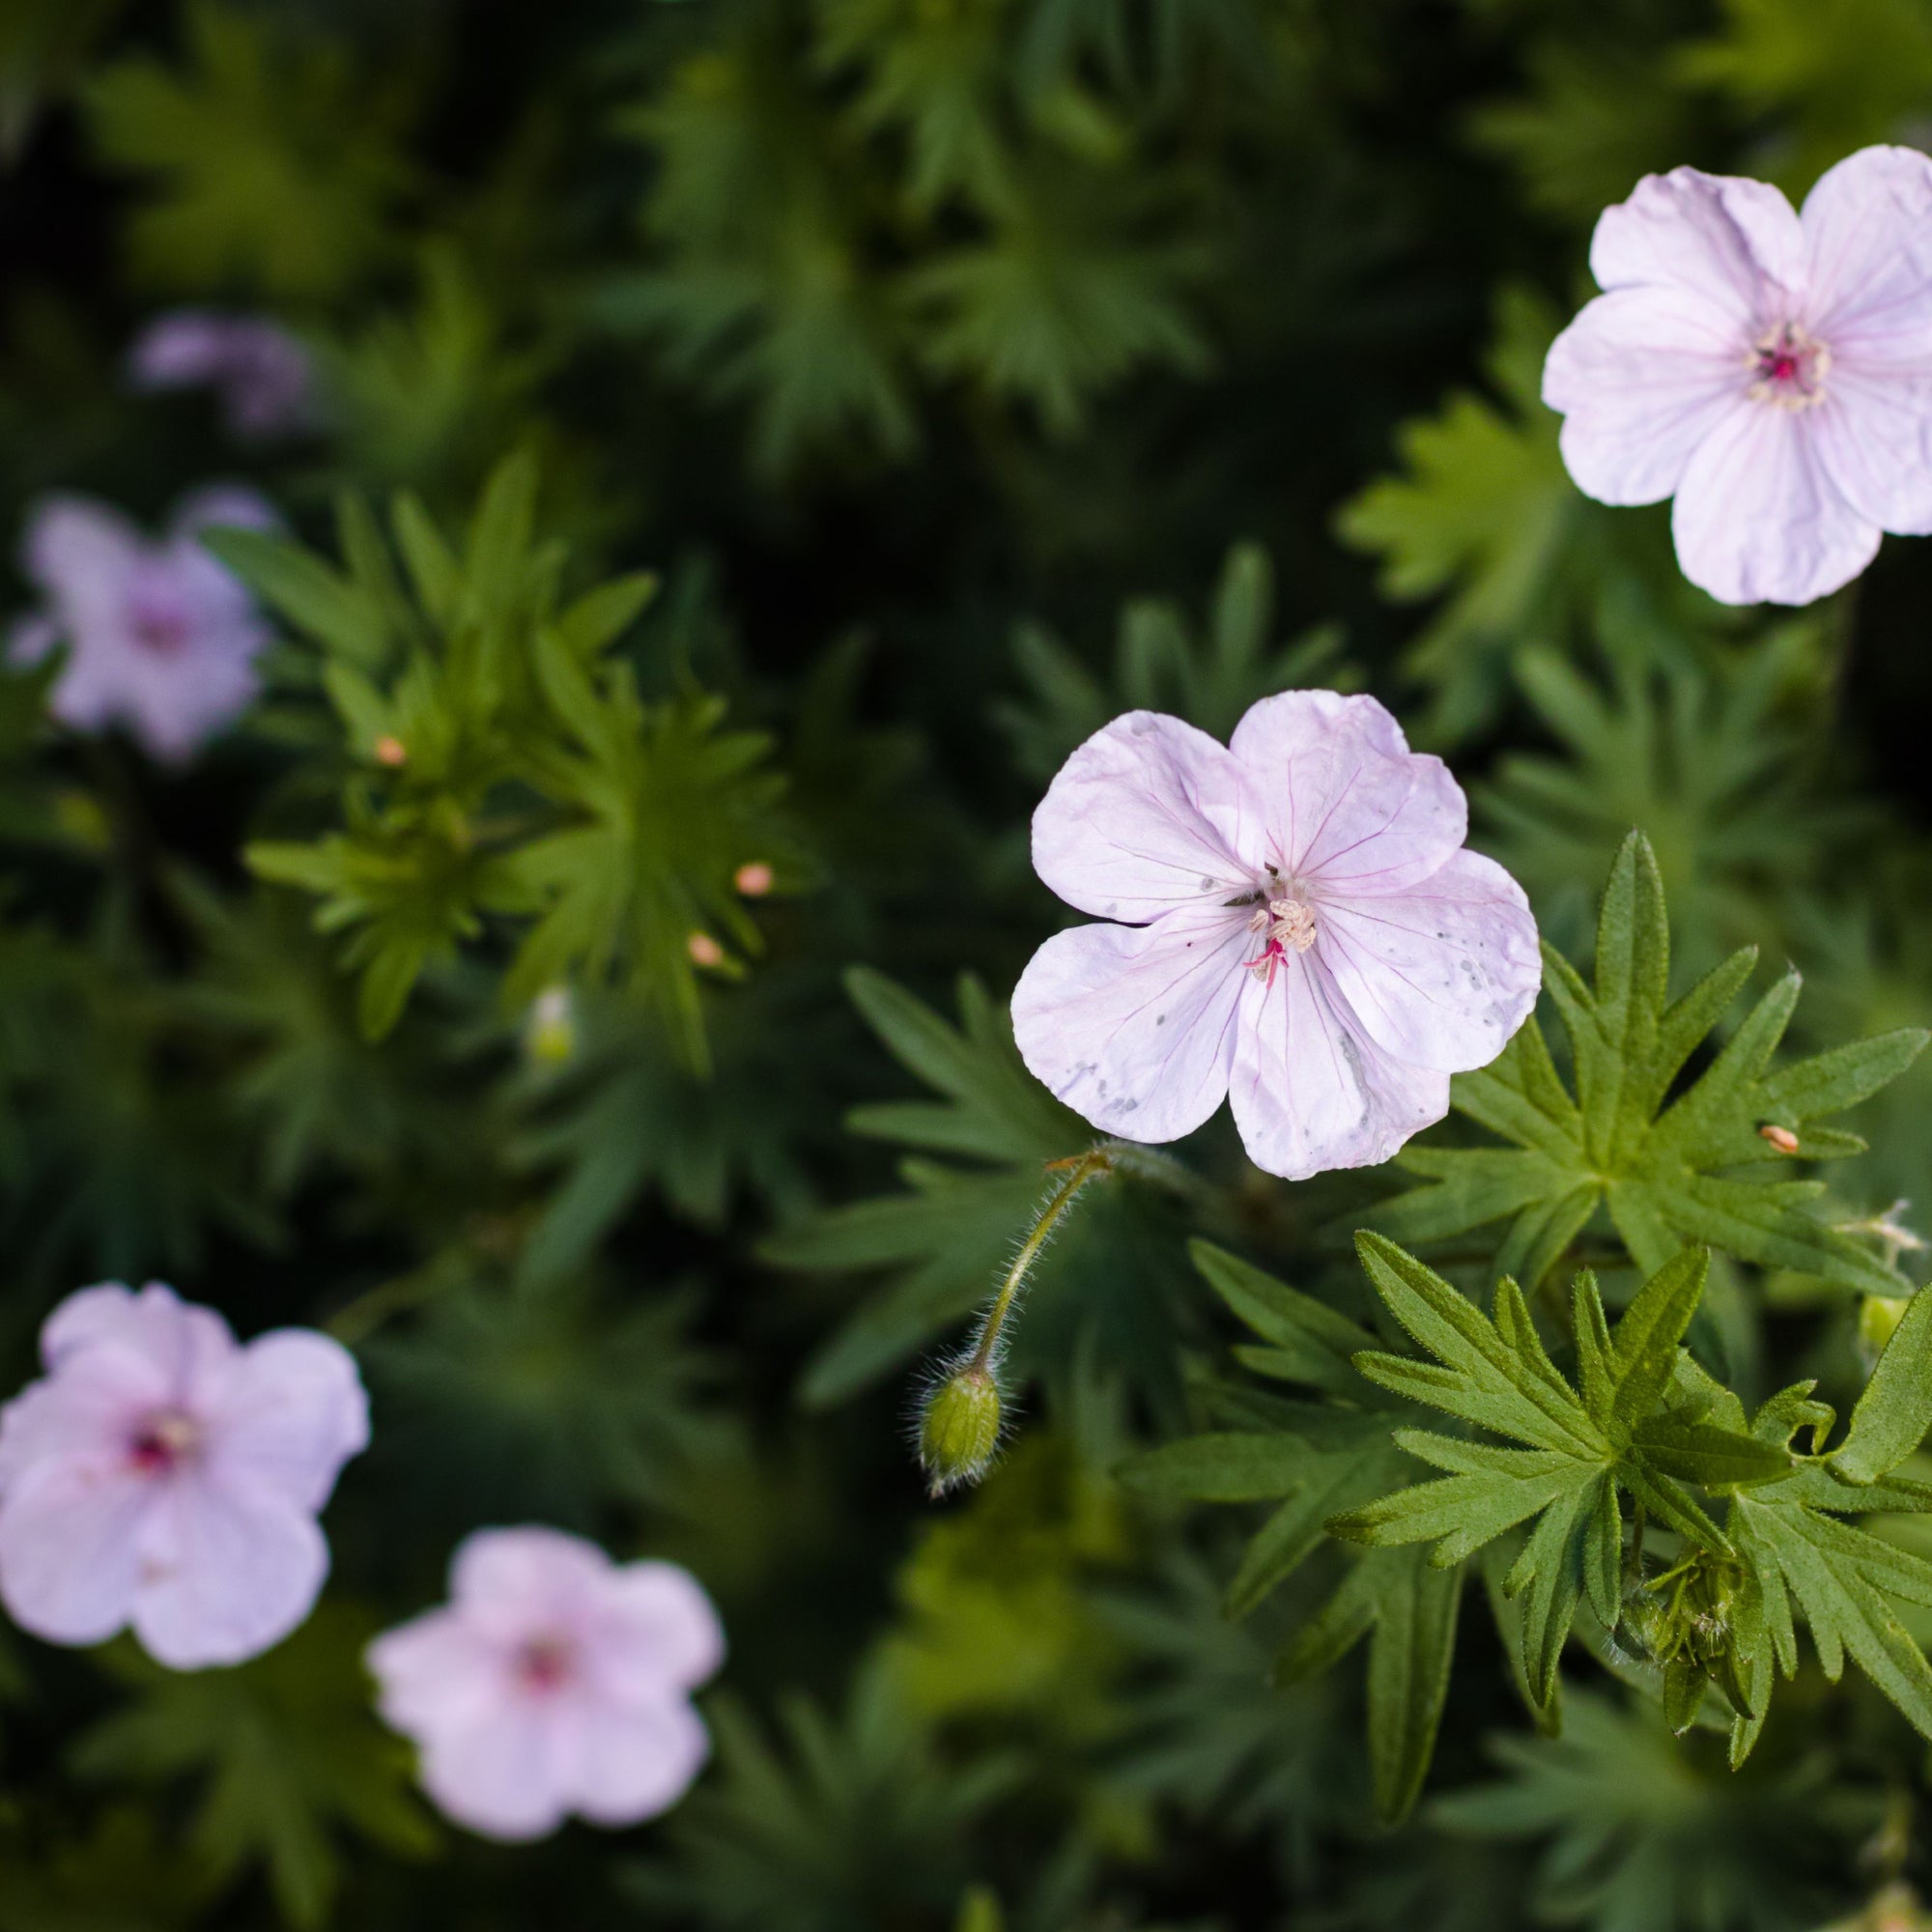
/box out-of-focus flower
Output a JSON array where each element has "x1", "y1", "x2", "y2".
[
  {"x1": 1544, "y1": 146, "x2": 1932, "y2": 607},
  {"x1": 128, "y1": 311, "x2": 318, "y2": 440},
  {"x1": 367, "y1": 1526, "x2": 724, "y2": 1841},
  {"x1": 1009, "y1": 693, "x2": 1540, "y2": 1181},
  {"x1": 9, "y1": 486, "x2": 278, "y2": 763},
  {"x1": 0, "y1": 1283, "x2": 368, "y2": 1669}
]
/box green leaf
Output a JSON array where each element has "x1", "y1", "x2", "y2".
[
  {"x1": 1378, "y1": 831, "x2": 1926, "y2": 1294},
  {"x1": 70, "y1": 1606, "x2": 435, "y2": 1927},
  {"x1": 1829, "y1": 1285, "x2": 1932, "y2": 1484}
]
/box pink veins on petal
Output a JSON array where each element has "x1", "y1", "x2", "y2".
[
  {"x1": 1009, "y1": 692, "x2": 1542, "y2": 1182},
  {"x1": 1543, "y1": 145, "x2": 1932, "y2": 607}
]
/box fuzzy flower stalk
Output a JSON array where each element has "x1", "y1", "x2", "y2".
[{"x1": 915, "y1": 1148, "x2": 1115, "y2": 1497}]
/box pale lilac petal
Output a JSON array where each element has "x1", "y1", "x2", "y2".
[
  {"x1": 562, "y1": 1697, "x2": 710, "y2": 1828},
  {"x1": 1671, "y1": 403, "x2": 1880, "y2": 606},
  {"x1": 1227, "y1": 957, "x2": 1448, "y2": 1181},
  {"x1": 368, "y1": 1610, "x2": 508, "y2": 1735},
  {"x1": 0, "y1": 1456, "x2": 151, "y2": 1646},
  {"x1": 169, "y1": 484, "x2": 280, "y2": 541},
  {"x1": 128, "y1": 1475, "x2": 329, "y2": 1668},
  {"x1": 1803, "y1": 146, "x2": 1932, "y2": 356},
  {"x1": 203, "y1": 1330, "x2": 369, "y2": 1513},
  {"x1": 21, "y1": 498, "x2": 142, "y2": 639},
  {"x1": 598, "y1": 1562, "x2": 726, "y2": 1693},
  {"x1": 0, "y1": 1354, "x2": 163, "y2": 1490},
  {"x1": 1589, "y1": 167, "x2": 1804, "y2": 323},
  {"x1": 1010, "y1": 907, "x2": 1248, "y2": 1142},
  {"x1": 417, "y1": 1701, "x2": 572, "y2": 1842},
  {"x1": 8, "y1": 615, "x2": 59, "y2": 668},
  {"x1": 1316, "y1": 850, "x2": 1542, "y2": 1073},
  {"x1": 1228, "y1": 693, "x2": 1465, "y2": 895},
  {"x1": 452, "y1": 1525, "x2": 611, "y2": 1631},
  {"x1": 1543, "y1": 290, "x2": 1750, "y2": 505},
  {"x1": 1030, "y1": 711, "x2": 1268, "y2": 921},
  {"x1": 1806, "y1": 369, "x2": 1932, "y2": 534},
  {"x1": 128, "y1": 313, "x2": 236, "y2": 388}
]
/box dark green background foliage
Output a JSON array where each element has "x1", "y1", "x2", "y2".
[{"x1": 8, "y1": 0, "x2": 1932, "y2": 1926}]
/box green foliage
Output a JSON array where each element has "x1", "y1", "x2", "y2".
[
  {"x1": 995, "y1": 542, "x2": 1354, "y2": 782},
  {"x1": 1334, "y1": 287, "x2": 1581, "y2": 743},
  {"x1": 622, "y1": 1664, "x2": 1022, "y2": 1932},
  {"x1": 213, "y1": 453, "x2": 798, "y2": 1063},
  {"x1": 1434, "y1": 1690, "x2": 1864, "y2": 1932},
  {"x1": 83, "y1": 0, "x2": 412, "y2": 298},
  {"x1": 765, "y1": 967, "x2": 1195, "y2": 1411},
  {"x1": 1378, "y1": 832, "x2": 1926, "y2": 1293},
  {"x1": 1479, "y1": 615, "x2": 1857, "y2": 979},
  {"x1": 70, "y1": 1608, "x2": 436, "y2": 1927}
]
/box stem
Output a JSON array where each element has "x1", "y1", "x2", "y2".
[{"x1": 967, "y1": 1148, "x2": 1115, "y2": 1373}]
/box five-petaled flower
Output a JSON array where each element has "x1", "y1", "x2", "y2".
[
  {"x1": 1544, "y1": 145, "x2": 1932, "y2": 607},
  {"x1": 128, "y1": 311, "x2": 318, "y2": 440},
  {"x1": 1009, "y1": 692, "x2": 1541, "y2": 1180},
  {"x1": 9, "y1": 486, "x2": 278, "y2": 763},
  {"x1": 0, "y1": 1283, "x2": 369, "y2": 1669},
  {"x1": 367, "y1": 1526, "x2": 724, "y2": 1842}
]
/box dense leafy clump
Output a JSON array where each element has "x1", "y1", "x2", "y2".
[{"x1": 9, "y1": 0, "x2": 1932, "y2": 1928}]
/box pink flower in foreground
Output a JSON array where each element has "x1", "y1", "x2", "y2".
[
  {"x1": 128, "y1": 312, "x2": 317, "y2": 440},
  {"x1": 367, "y1": 1527, "x2": 724, "y2": 1842},
  {"x1": 1544, "y1": 145, "x2": 1932, "y2": 606},
  {"x1": 0, "y1": 1283, "x2": 368, "y2": 1669},
  {"x1": 9, "y1": 486, "x2": 277, "y2": 763},
  {"x1": 1010, "y1": 693, "x2": 1541, "y2": 1180}
]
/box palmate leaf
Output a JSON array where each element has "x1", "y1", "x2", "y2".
[
  {"x1": 70, "y1": 1606, "x2": 435, "y2": 1928},
  {"x1": 1378, "y1": 830, "x2": 1926, "y2": 1293},
  {"x1": 1122, "y1": 1242, "x2": 1460, "y2": 1823},
  {"x1": 1329, "y1": 1236, "x2": 1789, "y2": 1712}
]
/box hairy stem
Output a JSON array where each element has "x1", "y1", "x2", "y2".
[{"x1": 968, "y1": 1147, "x2": 1116, "y2": 1372}]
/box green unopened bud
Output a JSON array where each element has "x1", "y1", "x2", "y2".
[
  {"x1": 919, "y1": 1361, "x2": 1003, "y2": 1497},
  {"x1": 524, "y1": 985, "x2": 578, "y2": 1066},
  {"x1": 1860, "y1": 1293, "x2": 1912, "y2": 1368}
]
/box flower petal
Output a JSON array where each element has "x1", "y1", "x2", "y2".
[
  {"x1": 562, "y1": 1696, "x2": 710, "y2": 1827},
  {"x1": 1010, "y1": 908, "x2": 1248, "y2": 1143},
  {"x1": 1806, "y1": 367, "x2": 1932, "y2": 535},
  {"x1": 599, "y1": 1561, "x2": 725, "y2": 1693},
  {"x1": 1030, "y1": 711, "x2": 1267, "y2": 921},
  {"x1": 20, "y1": 497, "x2": 143, "y2": 637},
  {"x1": 1590, "y1": 166, "x2": 1804, "y2": 323},
  {"x1": 1803, "y1": 146, "x2": 1932, "y2": 355},
  {"x1": 416, "y1": 1701, "x2": 571, "y2": 1841},
  {"x1": 40, "y1": 1282, "x2": 237, "y2": 1407},
  {"x1": 1544, "y1": 289, "x2": 1750, "y2": 505},
  {"x1": 128, "y1": 1475, "x2": 328, "y2": 1667},
  {"x1": 452, "y1": 1525, "x2": 611, "y2": 1631},
  {"x1": 1228, "y1": 692, "x2": 1466, "y2": 895},
  {"x1": 1671, "y1": 403, "x2": 1880, "y2": 605},
  {"x1": 0, "y1": 1456, "x2": 150, "y2": 1647},
  {"x1": 368, "y1": 1610, "x2": 505, "y2": 1736},
  {"x1": 1316, "y1": 850, "x2": 1542, "y2": 1073},
  {"x1": 1228, "y1": 957, "x2": 1448, "y2": 1180},
  {"x1": 205, "y1": 1328, "x2": 369, "y2": 1513}
]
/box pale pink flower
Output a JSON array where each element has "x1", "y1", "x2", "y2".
[
  {"x1": 9, "y1": 485, "x2": 277, "y2": 763},
  {"x1": 0, "y1": 1283, "x2": 368, "y2": 1669},
  {"x1": 1009, "y1": 693, "x2": 1541, "y2": 1180},
  {"x1": 367, "y1": 1527, "x2": 724, "y2": 1842},
  {"x1": 1544, "y1": 145, "x2": 1932, "y2": 606},
  {"x1": 128, "y1": 312, "x2": 318, "y2": 440}
]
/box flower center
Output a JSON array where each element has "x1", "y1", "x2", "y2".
[
  {"x1": 1747, "y1": 322, "x2": 1830, "y2": 410},
  {"x1": 1243, "y1": 895, "x2": 1317, "y2": 987},
  {"x1": 128, "y1": 1410, "x2": 200, "y2": 1475},
  {"x1": 513, "y1": 1634, "x2": 578, "y2": 1694}
]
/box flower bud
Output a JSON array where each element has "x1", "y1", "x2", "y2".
[
  {"x1": 1860, "y1": 1293, "x2": 1911, "y2": 1367},
  {"x1": 525, "y1": 985, "x2": 577, "y2": 1066},
  {"x1": 918, "y1": 1361, "x2": 1003, "y2": 1496}
]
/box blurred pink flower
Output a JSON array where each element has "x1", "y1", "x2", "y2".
[
  {"x1": 0, "y1": 1283, "x2": 368, "y2": 1669},
  {"x1": 128, "y1": 312, "x2": 317, "y2": 440},
  {"x1": 1544, "y1": 145, "x2": 1932, "y2": 606},
  {"x1": 9, "y1": 486, "x2": 277, "y2": 763},
  {"x1": 367, "y1": 1527, "x2": 724, "y2": 1842},
  {"x1": 1009, "y1": 693, "x2": 1540, "y2": 1181}
]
